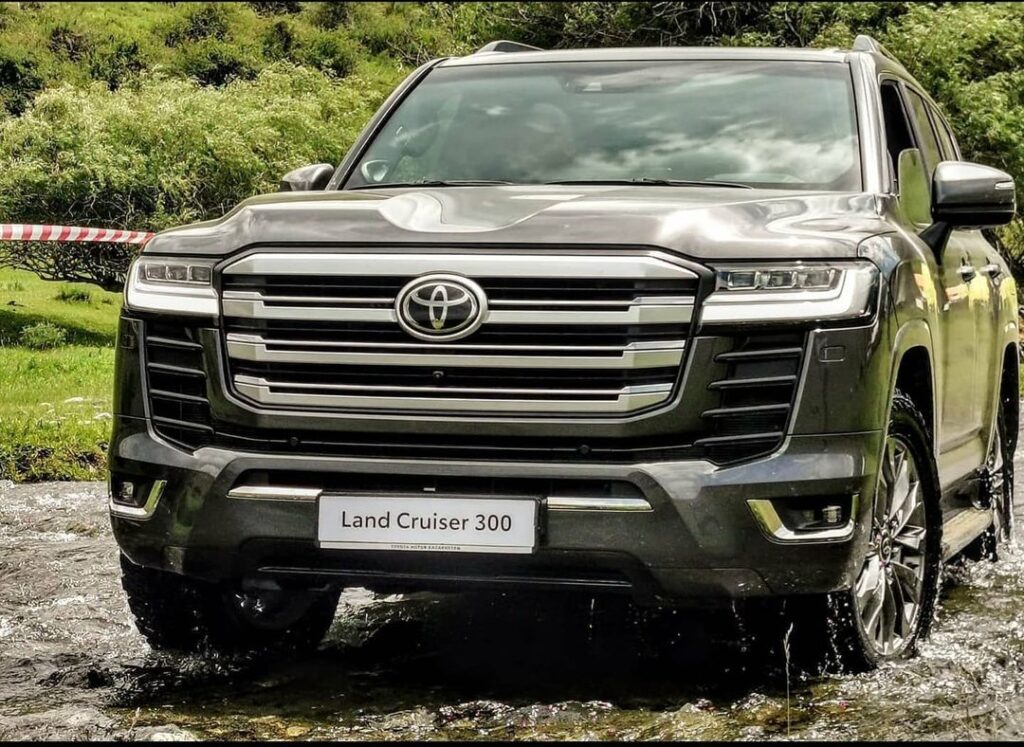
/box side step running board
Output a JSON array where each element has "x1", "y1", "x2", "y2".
[{"x1": 941, "y1": 508, "x2": 992, "y2": 560}]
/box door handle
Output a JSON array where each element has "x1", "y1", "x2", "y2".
[
  {"x1": 957, "y1": 264, "x2": 976, "y2": 281},
  {"x1": 980, "y1": 263, "x2": 1003, "y2": 279}
]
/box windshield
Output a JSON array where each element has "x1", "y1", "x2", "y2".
[{"x1": 346, "y1": 59, "x2": 862, "y2": 191}]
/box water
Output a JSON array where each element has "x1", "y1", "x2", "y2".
[{"x1": 1, "y1": 451, "x2": 1023, "y2": 741}]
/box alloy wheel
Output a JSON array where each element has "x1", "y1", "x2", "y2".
[{"x1": 854, "y1": 434, "x2": 928, "y2": 656}]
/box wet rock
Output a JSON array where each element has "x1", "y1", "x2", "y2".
[{"x1": 131, "y1": 724, "x2": 199, "y2": 741}]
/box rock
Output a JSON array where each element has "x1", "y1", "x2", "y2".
[
  {"x1": 63, "y1": 396, "x2": 85, "y2": 404},
  {"x1": 284, "y1": 725, "x2": 311, "y2": 737},
  {"x1": 132, "y1": 724, "x2": 199, "y2": 742}
]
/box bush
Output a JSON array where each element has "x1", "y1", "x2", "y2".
[
  {"x1": 19, "y1": 322, "x2": 68, "y2": 350},
  {"x1": 0, "y1": 63, "x2": 399, "y2": 288},
  {"x1": 163, "y1": 3, "x2": 233, "y2": 47},
  {"x1": 0, "y1": 46, "x2": 43, "y2": 115},
  {"x1": 176, "y1": 39, "x2": 258, "y2": 86},
  {"x1": 298, "y1": 31, "x2": 360, "y2": 77},
  {"x1": 307, "y1": 2, "x2": 352, "y2": 30},
  {"x1": 48, "y1": 23, "x2": 93, "y2": 62},
  {"x1": 88, "y1": 38, "x2": 146, "y2": 90},
  {"x1": 55, "y1": 287, "x2": 92, "y2": 304}
]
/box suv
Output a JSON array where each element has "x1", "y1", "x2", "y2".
[{"x1": 110, "y1": 37, "x2": 1018, "y2": 669}]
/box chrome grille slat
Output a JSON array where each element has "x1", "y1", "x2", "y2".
[
  {"x1": 221, "y1": 251, "x2": 697, "y2": 415},
  {"x1": 226, "y1": 336, "x2": 685, "y2": 369},
  {"x1": 222, "y1": 298, "x2": 692, "y2": 325},
  {"x1": 234, "y1": 376, "x2": 673, "y2": 413}
]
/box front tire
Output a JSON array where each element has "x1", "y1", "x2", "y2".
[
  {"x1": 120, "y1": 555, "x2": 340, "y2": 654},
  {"x1": 790, "y1": 392, "x2": 942, "y2": 672}
]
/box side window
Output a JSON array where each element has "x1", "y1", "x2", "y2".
[
  {"x1": 905, "y1": 89, "x2": 944, "y2": 176},
  {"x1": 879, "y1": 81, "x2": 915, "y2": 192},
  {"x1": 930, "y1": 106, "x2": 960, "y2": 161}
]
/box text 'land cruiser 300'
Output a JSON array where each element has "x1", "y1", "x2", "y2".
[{"x1": 110, "y1": 36, "x2": 1019, "y2": 670}]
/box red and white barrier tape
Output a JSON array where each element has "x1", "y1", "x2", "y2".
[{"x1": 0, "y1": 224, "x2": 153, "y2": 245}]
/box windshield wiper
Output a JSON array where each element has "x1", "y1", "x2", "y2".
[
  {"x1": 545, "y1": 178, "x2": 754, "y2": 189},
  {"x1": 351, "y1": 179, "x2": 515, "y2": 190}
]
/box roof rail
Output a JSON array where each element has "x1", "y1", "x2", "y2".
[
  {"x1": 474, "y1": 40, "x2": 542, "y2": 54},
  {"x1": 853, "y1": 34, "x2": 901, "y2": 64}
]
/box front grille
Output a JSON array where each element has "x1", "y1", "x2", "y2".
[
  {"x1": 220, "y1": 251, "x2": 699, "y2": 416},
  {"x1": 144, "y1": 321, "x2": 212, "y2": 450}
]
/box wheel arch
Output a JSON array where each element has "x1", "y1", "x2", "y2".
[{"x1": 889, "y1": 320, "x2": 936, "y2": 449}]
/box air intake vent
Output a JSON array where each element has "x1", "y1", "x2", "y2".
[
  {"x1": 697, "y1": 333, "x2": 805, "y2": 462},
  {"x1": 144, "y1": 321, "x2": 212, "y2": 450}
]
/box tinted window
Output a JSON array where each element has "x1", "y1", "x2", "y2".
[
  {"x1": 905, "y1": 89, "x2": 943, "y2": 175},
  {"x1": 930, "y1": 106, "x2": 960, "y2": 161},
  {"x1": 348, "y1": 60, "x2": 862, "y2": 191}
]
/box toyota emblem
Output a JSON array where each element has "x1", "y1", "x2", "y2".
[{"x1": 395, "y1": 274, "x2": 488, "y2": 341}]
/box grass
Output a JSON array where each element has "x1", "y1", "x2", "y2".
[{"x1": 0, "y1": 268, "x2": 118, "y2": 481}]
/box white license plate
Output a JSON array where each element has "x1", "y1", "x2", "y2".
[{"x1": 317, "y1": 495, "x2": 538, "y2": 554}]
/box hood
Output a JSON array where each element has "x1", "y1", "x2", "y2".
[{"x1": 146, "y1": 185, "x2": 891, "y2": 261}]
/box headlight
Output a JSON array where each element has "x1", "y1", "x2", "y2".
[
  {"x1": 124, "y1": 257, "x2": 218, "y2": 316},
  {"x1": 701, "y1": 261, "x2": 878, "y2": 325}
]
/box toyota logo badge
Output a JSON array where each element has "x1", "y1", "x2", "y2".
[{"x1": 395, "y1": 274, "x2": 488, "y2": 341}]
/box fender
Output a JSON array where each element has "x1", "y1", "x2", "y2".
[{"x1": 886, "y1": 319, "x2": 937, "y2": 449}]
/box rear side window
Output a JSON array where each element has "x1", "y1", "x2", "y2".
[
  {"x1": 905, "y1": 89, "x2": 944, "y2": 176},
  {"x1": 930, "y1": 106, "x2": 960, "y2": 161}
]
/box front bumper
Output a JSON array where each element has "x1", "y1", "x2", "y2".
[{"x1": 109, "y1": 415, "x2": 882, "y2": 606}]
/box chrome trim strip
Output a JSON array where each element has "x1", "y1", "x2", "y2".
[
  {"x1": 222, "y1": 252, "x2": 700, "y2": 280},
  {"x1": 233, "y1": 377, "x2": 672, "y2": 413},
  {"x1": 109, "y1": 479, "x2": 167, "y2": 520},
  {"x1": 221, "y1": 291, "x2": 694, "y2": 309},
  {"x1": 746, "y1": 495, "x2": 858, "y2": 543},
  {"x1": 546, "y1": 496, "x2": 653, "y2": 512},
  {"x1": 226, "y1": 338, "x2": 685, "y2": 369},
  {"x1": 222, "y1": 299, "x2": 692, "y2": 325},
  {"x1": 227, "y1": 485, "x2": 323, "y2": 502}
]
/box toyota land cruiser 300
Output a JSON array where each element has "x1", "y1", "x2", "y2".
[{"x1": 110, "y1": 37, "x2": 1019, "y2": 669}]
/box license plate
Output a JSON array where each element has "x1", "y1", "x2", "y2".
[{"x1": 317, "y1": 495, "x2": 538, "y2": 554}]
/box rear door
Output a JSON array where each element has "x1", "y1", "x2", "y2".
[{"x1": 928, "y1": 100, "x2": 1005, "y2": 446}]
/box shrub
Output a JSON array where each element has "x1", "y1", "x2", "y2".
[
  {"x1": 55, "y1": 287, "x2": 92, "y2": 304},
  {"x1": 48, "y1": 24, "x2": 93, "y2": 62},
  {"x1": 19, "y1": 322, "x2": 68, "y2": 350},
  {"x1": 307, "y1": 2, "x2": 352, "y2": 30},
  {"x1": 262, "y1": 19, "x2": 297, "y2": 60},
  {"x1": 0, "y1": 47, "x2": 43, "y2": 115},
  {"x1": 298, "y1": 31, "x2": 360, "y2": 78},
  {"x1": 247, "y1": 1, "x2": 302, "y2": 16},
  {"x1": 0, "y1": 63, "x2": 400, "y2": 287},
  {"x1": 164, "y1": 3, "x2": 233, "y2": 47},
  {"x1": 88, "y1": 38, "x2": 146, "y2": 90},
  {"x1": 176, "y1": 39, "x2": 258, "y2": 86}
]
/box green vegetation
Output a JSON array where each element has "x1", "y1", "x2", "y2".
[
  {"x1": 0, "y1": 268, "x2": 118, "y2": 481},
  {"x1": 1, "y1": 2, "x2": 1024, "y2": 480}
]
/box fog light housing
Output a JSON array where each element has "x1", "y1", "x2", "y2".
[
  {"x1": 110, "y1": 477, "x2": 139, "y2": 507},
  {"x1": 747, "y1": 495, "x2": 858, "y2": 542}
]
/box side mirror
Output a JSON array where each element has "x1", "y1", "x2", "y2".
[
  {"x1": 359, "y1": 159, "x2": 391, "y2": 184},
  {"x1": 921, "y1": 161, "x2": 1016, "y2": 253},
  {"x1": 279, "y1": 163, "x2": 335, "y2": 192}
]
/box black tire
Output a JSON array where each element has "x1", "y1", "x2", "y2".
[
  {"x1": 120, "y1": 554, "x2": 341, "y2": 654},
  {"x1": 966, "y1": 388, "x2": 1015, "y2": 561},
  {"x1": 785, "y1": 392, "x2": 943, "y2": 673}
]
